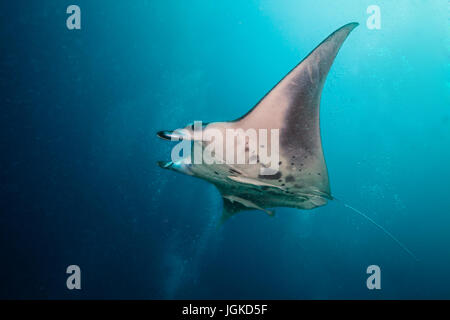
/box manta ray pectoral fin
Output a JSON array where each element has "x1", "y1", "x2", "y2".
[
  {"x1": 219, "y1": 196, "x2": 251, "y2": 225},
  {"x1": 232, "y1": 22, "x2": 359, "y2": 198},
  {"x1": 236, "y1": 22, "x2": 359, "y2": 129},
  {"x1": 218, "y1": 194, "x2": 275, "y2": 225},
  {"x1": 227, "y1": 195, "x2": 275, "y2": 216}
]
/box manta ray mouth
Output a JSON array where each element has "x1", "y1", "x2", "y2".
[
  {"x1": 156, "y1": 132, "x2": 176, "y2": 170},
  {"x1": 157, "y1": 130, "x2": 193, "y2": 171}
]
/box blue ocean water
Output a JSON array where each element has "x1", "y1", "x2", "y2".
[{"x1": 0, "y1": 0, "x2": 448, "y2": 299}]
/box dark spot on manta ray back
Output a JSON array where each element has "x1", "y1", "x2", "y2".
[
  {"x1": 258, "y1": 171, "x2": 282, "y2": 180},
  {"x1": 285, "y1": 175, "x2": 295, "y2": 182}
]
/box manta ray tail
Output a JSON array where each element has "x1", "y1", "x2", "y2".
[{"x1": 333, "y1": 197, "x2": 418, "y2": 261}]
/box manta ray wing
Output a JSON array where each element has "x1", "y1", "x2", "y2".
[
  {"x1": 213, "y1": 23, "x2": 358, "y2": 221},
  {"x1": 230, "y1": 22, "x2": 358, "y2": 200},
  {"x1": 220, "y1": 196, "x2": 252, "y2": 225}
]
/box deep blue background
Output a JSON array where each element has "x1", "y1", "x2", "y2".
[{"x1": 0, "y1": 1, "x2": 449, "y2": 299}]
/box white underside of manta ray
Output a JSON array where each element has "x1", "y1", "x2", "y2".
[{"x1": 158, "y1": 22, "x2": 359, "y2": 221}]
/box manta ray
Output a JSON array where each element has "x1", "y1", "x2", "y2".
[
  {"x1": 156, "y1": 22, "x2": 417, "y2": 260},
  {"x1": 158, "y1": 22, "x2": 358, "y2": 220}
]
